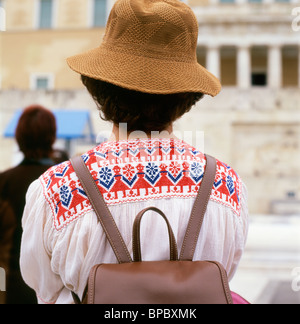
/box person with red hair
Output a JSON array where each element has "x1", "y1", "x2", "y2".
[{"x1": 0, "y1": 105, "x2": 57, "y2": 304}]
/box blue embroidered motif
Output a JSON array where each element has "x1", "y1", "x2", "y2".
[
  {"x1": 145, "y1": 162, "x2": 160, "y2": 184},
  {"x1": 59, "y1": 185, "x2": 72, "y2": 208},
  {"x1": 226, "y1": 175, "x2": 235, "y2": 196},
  {"x1": 99, "y1": 167, "x2": 115, "y2": 190}
]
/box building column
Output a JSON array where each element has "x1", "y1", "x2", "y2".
[
  {"x1": 237, "y1": 46, "x2": 251, "y2": 89},
  {"x1": 268, "y1": 45, "x2": 282, "y2": 88},
  {"x1": 206, "y1": 46, "x2": 220, "y2": 79}
]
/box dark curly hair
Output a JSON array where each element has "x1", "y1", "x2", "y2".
[
  {"x1": 15, "y1": 105, "x2": 56, "y2": 160},
  {"x1": 81, "y1": 76, "x2": 204, "y2": 134}
]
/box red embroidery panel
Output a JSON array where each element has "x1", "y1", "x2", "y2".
[{"x1": 40, "y1": 139, "x2": 242, "y2": 231}]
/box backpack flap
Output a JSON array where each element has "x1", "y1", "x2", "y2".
[{"x1": 87, "y1": 260, "x2": 232, "y2": 304}]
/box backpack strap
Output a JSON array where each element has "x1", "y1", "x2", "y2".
[
  {"x1": 71, "y1": 156, "x2": 132, "y2": 264},
  {"x1": 179, "y1": 154, "x2": 217, "y2": 261}
]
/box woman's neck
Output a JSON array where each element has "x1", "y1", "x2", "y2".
[{"x1": 109, "y1": 123, "x2": 177, "y2": 142}]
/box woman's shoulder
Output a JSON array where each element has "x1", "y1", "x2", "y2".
[
  {"x1": 213, "y1": 158, "x2": 244, "y2": 217},
  {"x1": 39, "y1": 139, "x2": 246, "y2": 231}
]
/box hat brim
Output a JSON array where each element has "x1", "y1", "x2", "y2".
[{"x1": 67, "y1": 46, "x2": 221, "y2": 96}]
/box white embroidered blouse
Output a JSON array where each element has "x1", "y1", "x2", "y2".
[{"x1": 20, "y1": 138, "x2": 249, "y2": 304}]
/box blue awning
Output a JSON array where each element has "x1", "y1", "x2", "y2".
[{"x1": 3, "y1": 110, "x2": 95, "y2": 141}]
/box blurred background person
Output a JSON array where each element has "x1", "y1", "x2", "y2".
[
  {"x1": 0, "y1": 199, "x2": 16, "y2": 304},
  {"x1": 0, "y1": 105, "x2": 57, "y2": 304}
]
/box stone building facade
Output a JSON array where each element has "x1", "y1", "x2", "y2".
[{"x1": 0, "y1": 0, "x2": 300, "y2": 214}]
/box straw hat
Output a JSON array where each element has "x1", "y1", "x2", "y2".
[{"x1": 67, "y1": 0, "x2": 221, "y2": 96}]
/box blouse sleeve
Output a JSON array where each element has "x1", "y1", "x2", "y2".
[{"x1": 20, "y1": 180, "x2": 65, "y2": 304}]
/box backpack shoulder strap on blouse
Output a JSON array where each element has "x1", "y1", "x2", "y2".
[
  {"x1": 70, "y1": 156, "x2": 132, "y2": 264},
  {"x1": 179, "y1": 154, "x2": 217, "y2": 261}
]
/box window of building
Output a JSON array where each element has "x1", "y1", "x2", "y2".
[
  {"x1": 220, "y1": 0, "x2": 235, "y2": 3},
  {"x1": 282, "y1": 46, "x2": 299, "y2": 87},
  {"x1": 251, "y1": 46, "x2": 268, "y2": 86},
  {"x1": 30, "y1": 74, "x2": 54, "y2": 90},
  {"x1": 93, "y1": 0, "x2": 107, "y2": 27},
  {"x1": 251, "y1": 73, "x2": 267, "y2": 86},
  {"x1": 36, "y1": 78, "x2": 49, "y2": 89},
  {"x1": 220, "y1": 46, "x2": 237, "y2": 86},
  {"x1": 39, "y1": 0, "x2": 53, "y2": 29}
]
